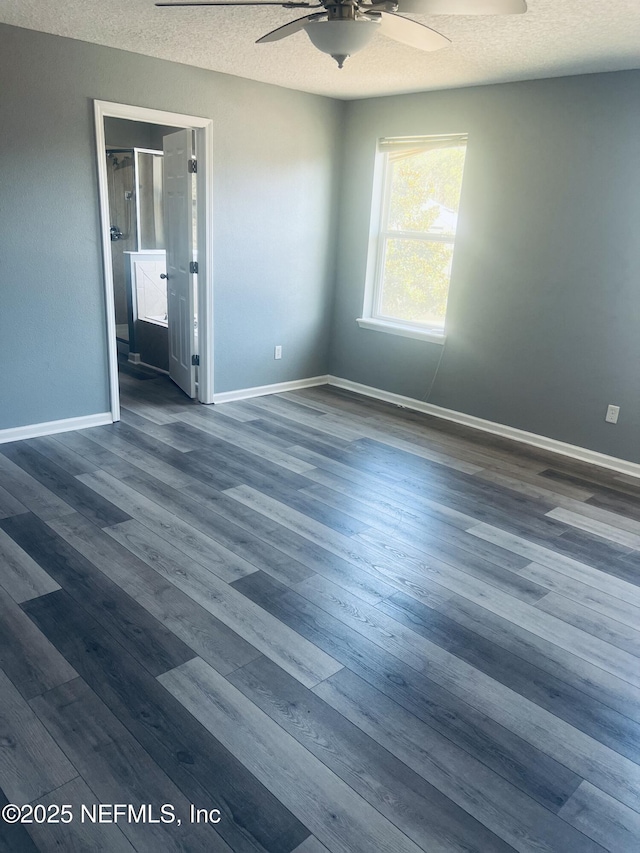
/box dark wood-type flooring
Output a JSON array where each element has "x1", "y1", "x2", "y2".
[{"x1": 1, "y1": 367, "x2": 640, "y2": 852}]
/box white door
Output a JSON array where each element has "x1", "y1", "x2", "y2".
[{"x1": 163, "y1": 129, "x2": 196, "y2": 398}]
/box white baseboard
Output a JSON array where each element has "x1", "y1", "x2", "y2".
[
  {"x1": 0, "y1": 412, "x2": 113, "y2": 445},
  {"x1": 211, "y1": 375, "x2": 329, "y2": 405},
  {"x1": 327, "y1": 376, "x2": 640, "y2": 480}
]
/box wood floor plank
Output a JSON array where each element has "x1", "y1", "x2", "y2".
[
  {"x1": 289, "y1": 573, "x2": 640, "y2": 813},
  {"x1": 358, "y1": 525, "x2": 547, "y2": 605},
  {"x1": 518, "y1": 561, "x2": 640, "y2": 632},
  {"x1": 22, "y1": 589, "x2": 311, "y2": 853},
  {"x1": 547, "y1": 506, "x2": 640, "y2": 549},
  {"x1": 233, "y1": 571, "x2": 581, "y2": 814},
  {"x1": 0, "y1": 585, "x2": 77, "y2": 699},
  {"x1": 313, "y1": 669, "x2": 605, "y2": 853},
  {"x1": 558, "y1": 781, "x2": 640, "y2": 852},
  {"x1": 297, "y1": 441, "x2": 560, "y2": 547},
  {"x1": 229, "y1": 655, "x2": 515, "y2": 853},
  {"x1": 164, "y1": 420, "x2": 320, "y2": 486},
  {"x1": 290, "y1": 838, "x2": 331, "y2": 853},
  {"x1": 30, "y1": 678, "x2": 231, "y2": 853},
  {"x1": 538, "y1": 490, "x2": 640, "y2": 539},
  {"x1": 371, "y1": 539, "x2": 640, "y2": 688},
  {"x1": 28, "y1": 776, "x2": 136, "y2": 853},
  {"x1": 86, "y1": 423, "x2": 243, "y2": 490},
  {"x1": 1, "y1": 513, "x2": 195, "y2": 678},
  {"x1": 244, "y1": 412, "x2": 355, "y2": 456},
  {"x1": 535, "y1": 592, "x2": 640, "y2": 659},
  {"x1": 113, "y1": 418, "x2": 213, "y2": 453},
  {"x1": 539, "y1": 463, "x2": 640, "y2": 496},
  {"x1": 179, "y1": 409, "x2": 317, "y2": 474},
  {"x1": 101, "y1": 466, "x2": 315, "y2": 586},
  {"x1": 299, "y1": 460, "x2": 477, "y2": 531},
  {"x1": 197, "y1": 401, "x2": 261, "y2": 423},
  {"x1": 301, "y1": 480, "x2": 531, "y2": 574},
  {"x1": 350, "y1": 527, "x2": 640, "y2": 687},
  {"x1": 0, "y1": 668, "x2": 77, "y2": 803},
  {"x1": 54, "y1": 429, "x2": 133, "y2": 469},
  {"x1": 0, "y1": 527, "x2": 60, "y2": 603},
  {"x1": 106, "y1": 519, "x2": 342, "y2": 688},
  {"x1": 241, "y1": 398, "x2": 360, "y2": 439},
  {"x1": 546, "y1": 528, "x2": 637, "y2": 583},
  {"x1": 1, "y1": 444, "x2": 130, "y2": 527},
  {"x1": 49, "y1": 513, "x2": 262, "y2": 676},
  {"x1": 289, "y1": 435, "x2": 559, "y2": 539},
  {"x1": 250, "y1": 483, "x2": 369, "y2": 538},
  {"x1": 160, "y1": 657, "x2": 426, "y2": 853},
  {"x1": 541, "y1": 469, "x2": 640, "y2": 521},
  {"x1": 26, "y1": 435, "x2": 98, "y2": 476},
  {"x1": 0, "y1": 788, "x2": 40, "y2": 853},
  {"x1": 195, "y1": 410, "x2": 303, "y2": 451},
  {"x1": 74, "y1": 426, "x2": 198, "y2": 488},
  {"x1": 245, "y1": 395, "x2": 355, "y2": 430},
  {"x1": 179, "y1": 480, "x2": 398, "y2": 604},
  {"x1": 433, "y1": 593, "x2": 640, "y2": 724},
  {"x1": 78, "y1": 469, "x2": 259, "y2": 583},
  {"x1": 116, "y1": 399, "x2": 184, "y2": 425},
  {"x1": 0, "y1": 453, "x2": 75, "y2": 521},
  {"x1": 185, "y1": 446, "x2": 314, "y2": 503},
  {"x1": 285, "y1": 391, "x2": 504, "y2": 475},
  {"x1": 473, "y1": 467, "x2": 596, "y2": 502},
  {"x1": 378, "y1": 591, "x2": 640, "y2": 763},
  {"x1": 470, "y1": 523, "x2": 640, "y2": 605},
  {"x1": 2, "y1": 376, "x2": 637, "y2": 853},
  {"x1": 309, "y1": 388, "x2": 583, "y2": 476},
  {"x1": 0, "y1": 484, "x2": 27, "y2": 520},
  {"x1": 342, "y1": 406, "x2": 552, "y2": 477},
  {"x1": 225, "y1": 485, "x2": 471, "y2": 609}
]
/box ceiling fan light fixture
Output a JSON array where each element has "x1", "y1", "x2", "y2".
[{"x1": 303, "y1": 19, "x2": 380, "y2": 67}]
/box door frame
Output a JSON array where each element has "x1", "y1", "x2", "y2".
[{"x1": 94, "y1": 99, "x2": 215, "y2": 419}]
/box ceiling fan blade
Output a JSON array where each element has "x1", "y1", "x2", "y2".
[
  {"x1": 393, "y1": 0, "x2": 526, "y2": 15},
  {"x1": 365, "y1": 11, "x2": 449, "y2": 51},
  {"x1": 257, "y1": 12, "x2": 325, "y2": 42},
  {"x1": 156, "y1": 2, "x2": 316, "y2": 7}
]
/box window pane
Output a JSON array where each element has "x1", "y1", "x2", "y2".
[
  {"x1": 137, "y1": 152, "x2": 165, "y2": 250},
  {"x1": 387, "y1": 145, "x2": 466, "y2": 235},
  {"x1": 379, "y1": 238, "x2": 453, "y2": 327}
]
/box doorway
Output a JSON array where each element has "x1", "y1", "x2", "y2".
[{"x1": 94, "y1": 101, "x2": 214, "y2": 420}]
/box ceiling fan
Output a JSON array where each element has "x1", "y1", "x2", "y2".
[{"x1": 156, "y1": 0, "x2": 527, "y2": 69}]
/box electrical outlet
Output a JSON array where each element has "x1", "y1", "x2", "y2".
[
  {"x1": 274, "y1": 345, "x2": 282, "y2": 360},
  {"x1": 605, "y1": 404, "x2": 620, "y2": 424}
]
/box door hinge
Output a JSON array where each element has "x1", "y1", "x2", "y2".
[
  {"x1": 188, "y1": 158, "x2": 197, "y2": 174},
  {"x1": 191, "y1": 354, "x2": 200, "y2": 366},
  {"x1": 189, "y1": 261, "x2": 198, "y2": 274}
]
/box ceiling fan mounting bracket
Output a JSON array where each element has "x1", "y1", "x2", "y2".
[{"x1": 326, "y1": 2, "x2": 359, "y2": 21}]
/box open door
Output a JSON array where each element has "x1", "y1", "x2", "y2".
[{"x1": 163, "y1": 129, "x2": 196, "y2": 398}]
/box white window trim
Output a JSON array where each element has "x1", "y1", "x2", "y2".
[
  {"x1": 359, "y1": 135, "x2": 466, "y2": 344},
  {"x1": 355, "y1": 317, "x2": 446, "y2": 344}
]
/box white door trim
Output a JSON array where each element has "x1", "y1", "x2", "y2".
[{"x1": 94, "y1": 99, "x2": 215, "y2": 420}]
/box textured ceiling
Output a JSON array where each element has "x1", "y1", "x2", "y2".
[{"x1": 1, "y1": 0, "x2": 639, "y2": 98}]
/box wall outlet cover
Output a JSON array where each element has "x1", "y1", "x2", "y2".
[{"x1": 605, "y1": 404, "x2": 620, "y2": 424}]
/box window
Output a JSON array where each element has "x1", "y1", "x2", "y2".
[{"x1": 358, "y1": 135, "x2": 468, "y2": 343}]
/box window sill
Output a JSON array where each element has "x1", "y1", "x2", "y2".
[{"x1": 356, "y1": 317, "x2": 446, "y2": 345}]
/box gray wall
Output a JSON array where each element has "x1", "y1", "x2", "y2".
[
  {"x1": 0, "y1": 23, "x2": 342, "y2": 429},
  {"x1": 330, "y1": 72, "x2": 640, "y2": 462},
  {"x1": 2, "y1": 20, "x2": 639, "y2": 465}
]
